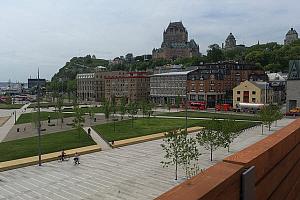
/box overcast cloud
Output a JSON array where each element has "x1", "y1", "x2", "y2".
[{"x1": 0, "y1": 0, "x2": 299, "y2": 82}]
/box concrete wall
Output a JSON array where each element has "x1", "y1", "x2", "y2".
[
  {"x1": 156, "y1": 119, "x2": 300, "y2": 200},
  {"x1": 286, "y1": 80, "x2": 300, "y2": 111}
]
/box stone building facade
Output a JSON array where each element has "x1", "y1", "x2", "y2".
[
  {"x1": 152, "y1": 22, "x2": 200, "y2": 60},
  {"x1": 224, "y1": 33, "x2": 236, "y2": 49},
  {"x1": 150, "y1": 71, "x2": 191, "y2": 105},
  {"x1": 284, "y1": 28, "x2": 298, "y2": 45},
  {"x1": 76, "y1": 73, "x2": 95, "y2": 102}
]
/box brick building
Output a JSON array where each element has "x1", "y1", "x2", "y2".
[
  {"x1": 104, "y1": 71, "x2": 150, "y2": 103},
  {"x1": 150, "y1": 62, "x2": 267, "y2": 107},
  {"x1": 152, "y1": 22, "x2": 200, "y2": 60},
  {"x1": 186, "y1": 62, "x2": 267, "y2": 107},
  {"x1": 77, "y1": 70, "x2": 150, "y2": 103}
]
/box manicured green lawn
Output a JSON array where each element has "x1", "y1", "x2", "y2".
[
  {"x1": 0, "y1": 129, "x2": 96, "y2": 162},
  {"x1": 16, "y1": 112, "x2": 75, "y2": 124},
  {"x1": 0, "y1": 104, "x2": 23, "y2": 109},
  {"x1": 157, "y1": 111, "x2": 259, "y2": 121},
  {"x1": 92, "y1": 118, "x2": 259, "y2": 142}
]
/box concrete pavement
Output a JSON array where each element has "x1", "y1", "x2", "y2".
[
  {"x1": 0, "y1": 104, "x2": 30, "y2": 142},
  {"x1": 0, "y1": 118, "x2": 294, "y2": 200}
]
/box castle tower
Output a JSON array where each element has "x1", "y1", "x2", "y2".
[
  {"x1": 152, "y1": 21, "x2": 200, "y2": 60},
  {"x1": 284, "y1": 28, "x2": 298, "y2": 45},
  {"x1": 225, "y1": 33, "x2": 236, "y2": 49}
]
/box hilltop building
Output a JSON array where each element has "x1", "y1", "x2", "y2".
[
  {"x1": 284, "y1": 28, "x2": 298, "y2": 45},
  {"x1": 223, "y1": 33, "x2": 246, "y2": 50},
  {"x1": 152, "y1": 21, "x2": 200, "y2": 60},
  {"x1": 224, "y1": 33, "x2": 236, "y2": 49}
]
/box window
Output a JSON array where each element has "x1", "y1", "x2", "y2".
[
  {"x1": 237, "y1": 97, "x2": 240, "y2": 101},
  {"x1": 252, "y1": 91, "x2": 256, "y2": 95},
  {"x1": 237, "y1": 91, "x2": 240, "y2": 94}
]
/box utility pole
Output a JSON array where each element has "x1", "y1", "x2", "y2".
[
  {"x1": 37, "y1": 68, "x2": 42, "y2": 166},
  {"x1": 185, "y1": 83, "x2": 188, "y2": 133}
]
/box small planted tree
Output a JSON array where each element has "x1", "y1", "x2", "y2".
[
  {"x1": 57, "y1": 96, "x2": 64, "y2": 128},
  {"x1": 221, "y1": 119, "x2": 241, "y2": 152},
  {"x1": 179, "y1": 133, "x2": 200, "y2": 178},
  {"x1": 167, "y1": 99, "x2": 172, "y2": 112},
  {"x1": 175, "y1": 94, "x2": 181, "y2": 111},
  {"x1": 120, "y1": 97, "x2": 127, "y2": 120},
  {"x1": 196, "y1": 119, "x2": 222, "y2": 161},
  {"x1": 88, "y1": 105, "x2": 95, "y2": 126},
  {"x1": 273, "y1": 105, "x2": 283, "y2": 126},
  {"x1": 73, "y1": 105, "x2": 85, "y2": 141},
  {"x1": 259, "y1": 105, "x2": 275, "y2": 133},
  {"x1": 161, "y1": 129, "x2": 185, "y2": 180},
  {"x1": 104, "y1": 100, "x2": 111, "y2": 121},
  {"x1": 127, "y1": 102, "x2": 138, "y2": 128}
]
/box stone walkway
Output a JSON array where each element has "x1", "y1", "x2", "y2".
[
  {"x1": 0, "y1": 104, "x2": 30, "y2": 142},
  {"x1": 0, "y1": 118, "x2": 294, "y2": 200},
  {"x1": 83, "y1": 127, "x2": 112, "y2": 150}
]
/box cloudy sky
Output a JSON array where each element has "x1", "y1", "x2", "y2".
[{"x1": 0, "y1": 0, "x2": 299, "y2": 82}]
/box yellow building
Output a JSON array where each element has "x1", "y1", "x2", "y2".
[{"x1": 233, "y1": 80, "x2": 273, "y2": 108}]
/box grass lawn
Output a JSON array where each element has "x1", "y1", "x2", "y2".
[
  {"x1": 16, "y1": 111, "x2": 75, "y2": 124},
  {"x1": 157, "y1": 111, "x2": 259, "y2": 121},
  {"x1": 92, "y1": 117, "x2": 259, "y2": 142},
  {"x1": 0, "y1": 129, "x2": 96, "y2": 162},
  {"x1": 0, "y1": 104, "x2": 23, "y2": 109}
]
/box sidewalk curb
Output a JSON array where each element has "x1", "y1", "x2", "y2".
[{"x1": 112, "y1": 127, "x2": 203, "y2": 148}]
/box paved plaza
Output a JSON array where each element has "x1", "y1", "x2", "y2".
[{"x1": 0, "y1": 118, "x2": 294, "y2": 200}]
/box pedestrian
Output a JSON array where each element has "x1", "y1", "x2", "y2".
[
  {"x1": 87, "y1": 128, "x2": 91, "y2": 136},
  {"x1": 23, "y1": 127, "x2": 26, "y2": 132},
  {"x1": 73, "y1": 152, "x2": 80, "y2": 165},
  {"x1": 60, "y1": 149, "x2": 66, "y2": 161}
]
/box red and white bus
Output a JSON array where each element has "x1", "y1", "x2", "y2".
[{"x1": 189, "y1": 101, "x2": 207, "y2": 110}]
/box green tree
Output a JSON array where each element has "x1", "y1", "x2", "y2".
[
  {"x1": 104, "y1": 100, "x2": 111, "y2": 121},
  {"x1": 207, "y1": 44, "x2": 224, "y2": 62},
  {"x1": 258, "y1": 105, "x2": 276, "y2": 133},
  {"x1": 88, "y1": 105, "x2": 95, "y2": 126},
  {"x1": 196, "y1": 119, "x2": 222, "y2": 161},
  {"x1": 175, "y1": 95, "x2": 181, "y2": 111},
  {"x1": 167, "y1": 99, "x2": 172, "y2": 112},
  {"x1": 127, "y1": 102, "x2": 138, "y2": 128},
  {"x1": 221, "y1": 119, "x2": 241, "y2": 152},
  {"x1": 73, "y1": 105, "x2": 85, "y2": 141},
  {"x1": 179, "y1": 133, "x2": 200, "y2": 178},
  {"x1": 120, "y1": 97, "x2": 127, "y2": 120},
  {"x1": 56, "y1": 96, "x2": 64, "y2": 128},
  {"x1": 161, "y1": 130, "x2": 185, "y2": 180},
  {"x1": 273, "y1": 106, "x2": 284, "y2": 126}
]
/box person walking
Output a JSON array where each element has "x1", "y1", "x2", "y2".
[{"x1": 73, "y1": 152, "x2": 80, "y2": 165}]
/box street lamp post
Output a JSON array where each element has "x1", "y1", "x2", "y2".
[{"x1": 37, "y1": 69, "x2": 42, "y2": 166}]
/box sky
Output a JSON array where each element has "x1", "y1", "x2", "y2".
[{"x1": 0, "y1": 0, "x2": 299, "y2": 82}]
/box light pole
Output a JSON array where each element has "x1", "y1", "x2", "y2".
[
  {"x1": 185, "y1": 82, "x2": 188, "y2": 133},
  {"x1": 37, "y1": 69, "x2": 42, "y2": 166}
]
